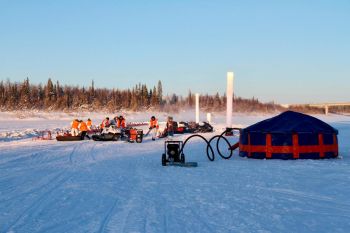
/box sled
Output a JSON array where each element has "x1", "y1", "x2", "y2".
[
  {"x1": 33, "y1": 130, "x2": 53, "y2": 140},
  {"x1": 56, "y1": 135, "x2": 83, "y2": 141}
]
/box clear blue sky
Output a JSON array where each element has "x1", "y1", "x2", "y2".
[{"x1": 0, "y1": 0, "x2": 349, "y2": 104}]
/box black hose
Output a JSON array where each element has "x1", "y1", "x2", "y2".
[
  {"x1": 209, "y1": 133, "x2": 233, "y2": 159},
  {"x1": 215, "y1": 128, "x2": 242, "y2": 159},
  {"x1": 180, "y1": 134, "x2": 215, "y2": 161},
  {"x1": 180, "y1": 128, "x2": 241, "y2": 162}
]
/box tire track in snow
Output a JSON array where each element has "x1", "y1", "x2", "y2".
[
  {"x1": 0, "y1": 170, "x2": 66, "y2": 204},
  {"x1": 89, "y1": 142, "x2": 97, "y2": 161},
  {"x1": 159, "y1": 177, "x2": 216, "y2": 232},
  {"x1": 95, "y1": 147, "x2": 128, "y2": 232},
  {"x1": 2, "y1": 144, "x2": 84, "y2": 232},
  {"x1": 69, "y1": 143, "x2": 81, "y2": 165},
  {"x1": 2, "y1": 171, "x2": 70, "y2": 233},
  {"x1": 97, "y1": 199, "x2": 118, "y2": 233}
]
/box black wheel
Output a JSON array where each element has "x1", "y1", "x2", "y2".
[
  {"x1": 136, "y1": 137, "x2": 142, "y2": 143},
  {"x1": 162, "y1": 153, "x2": 167, "y2": 166},
  {"x1": 180, "y1": 154, "x2": 185, "y2": 163}
]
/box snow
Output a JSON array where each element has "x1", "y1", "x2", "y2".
[{"x1": 1, "y1": 111, "x2": 350, "y2": 232}]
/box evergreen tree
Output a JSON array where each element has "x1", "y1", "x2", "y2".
[
  {"x1": 157, "y1": 80, "x2": 163, "y2": 105},
  {"x1": 19, "y1": 78, "x2": 31, "y2": 109},
  {"x1": 44, "y1": 78, "x2": 55, "y2": 108}
]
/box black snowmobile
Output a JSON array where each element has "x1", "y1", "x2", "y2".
[
  {"x1": 92, "y1": 125, "x2": 143, "y2": 143},
  {"x1": 92, "y1": 125, "x2": 121, "y2": 141}
]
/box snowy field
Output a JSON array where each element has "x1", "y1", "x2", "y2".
[{"x1": 1, "y1": 111, "x2": 350, "y2": 233}]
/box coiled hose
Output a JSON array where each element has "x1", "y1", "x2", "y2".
[{"x1": 179, "y1": 128, "x2": 241, "y2": 161}]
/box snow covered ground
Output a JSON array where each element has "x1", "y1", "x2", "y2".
[{"x1": 1, "y1": 111, "x2": 350, "y2": 233}]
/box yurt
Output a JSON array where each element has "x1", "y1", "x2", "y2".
[{"x1": 239, "y1": 111, "x2": 339, "y2": 159}]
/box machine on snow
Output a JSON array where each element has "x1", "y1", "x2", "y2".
[
  {"x1": 92, "y1": 125, "x2": 121, "y2": 141},
  {"x1": 92, "y1": 125, "x2": 143, "y2": 143},
  {"x1": 161, "y1": 141, "x2": 198, "y2": 167}
]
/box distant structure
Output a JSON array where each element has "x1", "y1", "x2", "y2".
[
  {"x1": 309, "y1": 103, "x2": 350, "y2": 115},
  {"x1": 288, "y1": 102, "x2": 350, "y2": 115}
]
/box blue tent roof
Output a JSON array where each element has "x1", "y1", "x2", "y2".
[{"x1": 243, "y1": 111, "x2": 338, "y2": 134}]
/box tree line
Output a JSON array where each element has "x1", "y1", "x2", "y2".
[{"x1": 0, "y1": 78, "x2": 283, "y2": 113}]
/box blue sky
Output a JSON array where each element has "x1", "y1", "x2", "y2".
[{"x1": 0, "y1": 0, "x2": 349, "y2": 104}]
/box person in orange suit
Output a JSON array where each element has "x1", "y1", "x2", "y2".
[
  {"x1": 149, "y1": 116, "x2": 159, "y2": 141},
  {"x1": 86, "y1": 118, "x2": 92, "y2": 131},
  {"x1": 71, "y1": 119, "x2": 79, "y2": 136},
  {"x1": 78, "y1": 120, "x2": 90, "y2": 140},
  {"x1": 117, "y1": 115, "x2": 126, "y2": 129}
]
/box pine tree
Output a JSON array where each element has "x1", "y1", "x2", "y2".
[
  {"x1": 151, "y1": 86, "x2": 158, "y2": 107},
  {"x1": 44, "y1": 78, "x2": 55, "y2": 108},
  {"x1": 19, "y1": 77, "x2": 31, "y2": 109},
  {"x1": 0, "y1": 81, "x2": 5, "y2": 105},
  {"x1": 187, "y1": 90, "x2": 193, "y2": 107},
  {"x1": 157, "y1": 80, "x2": 163, "y2": 105}
]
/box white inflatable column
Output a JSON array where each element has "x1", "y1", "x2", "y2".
[
  {"x1": 207, "y1": 113, "x2": 212, "y2": 124},
  {"x1": 226, "y1": 72, "x2": 234, "y2": 128},
  {"x1": 195, "y1": 93, "x2": 200, "y2": 124}
]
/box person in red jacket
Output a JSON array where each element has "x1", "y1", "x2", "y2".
[
  {"x1": 149, "y1": 116, "x2": 159, "y2": 141},
  {"x1": 100, "y1": 117, "x2": 110, "y2": 132}
]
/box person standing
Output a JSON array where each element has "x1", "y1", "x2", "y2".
[
  {"x1": 71, "y1": 119, "x2": 79, "y2": 136},
  {"x1": 100, "y1": 117, "x2": 110, "y2": 132},
  {"x1": 149, "y1": 116, "x2": 159, "y2": 141},
  {"x1": 86, "y1": 118, "x2": 92, "y2": 131}
]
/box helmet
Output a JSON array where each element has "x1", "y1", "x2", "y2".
[
  {"x1": 151, "y1": 116, "x2": 155, "y2": 120},
  {"x1": 106, "y1": 117, "x2": 109, "y2": 120},
  {"x1": 119, "y1": 115, "x2": 123, "y2": 119}
]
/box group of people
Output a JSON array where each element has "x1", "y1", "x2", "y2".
[
  {"x1": 100, "y1": 115, "x2": 126, "y2": 130},
  {"x1": 148, "y1": 115, "x2": 175, "y2": 140},
  {"x1": 70, "y1": 115, "x2": 174, "y2": 141},
  {"x1": 70, "y1": 118, "x2": 92, "y2": 139}
]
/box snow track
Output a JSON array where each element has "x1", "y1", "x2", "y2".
[{"x1": 1, "y1": 116, "x2": 350, "y2": 232}]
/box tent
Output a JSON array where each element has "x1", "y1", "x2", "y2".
[{"x1": 239, "y1": 111, "x2": 339, "y2": 159}]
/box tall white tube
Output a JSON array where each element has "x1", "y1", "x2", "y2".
[
  {"x1": 195, "y1": 93, "x2": 200, "y2": 123},
  {"x1": 207, "y1": 113, "x2": 211, "y2": 124},
  {"x1": 226, "y1": 72, "x2": 234, "y2": 128}
]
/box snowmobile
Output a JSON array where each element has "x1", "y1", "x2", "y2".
[
  {"x1": 92, "y1": 125, "x2": 121, "y2": 141},
  {"x1": 187, "y1": 121, "x2": 213, "y2": 133},
  {"x1": 158, "y1": 121, "x2": 214, "y2": 138},
  {"x1": 161, "y1": 141, "x2": 197, "y2": 167},
  {"x1": 92, "y1": 126, "x2": 143, "y2": 143}
]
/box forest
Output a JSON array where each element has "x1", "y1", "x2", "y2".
[{"x1": 1, "y1": 78, "x2": 342, "y2": 114}]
